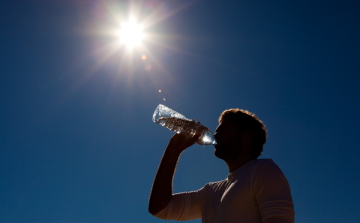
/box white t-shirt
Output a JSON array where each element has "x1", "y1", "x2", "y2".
[{"x1": 155, "y1": 159, "x2": 294, "y2": 223}]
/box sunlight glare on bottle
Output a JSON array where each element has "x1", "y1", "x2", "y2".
[{"x1": 201, "y1": 131, "x2": 217, "y2": 145}]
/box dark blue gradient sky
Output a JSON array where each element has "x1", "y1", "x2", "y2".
[{"x1": 1, "y1": 1, "x2": 359, "y2": 222}]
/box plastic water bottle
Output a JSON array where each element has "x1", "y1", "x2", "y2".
[{"x1": 152, "y1": 104, "x2": 216, "y2": 145}]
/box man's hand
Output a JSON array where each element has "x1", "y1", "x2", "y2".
[{"x1": 167, "y1": 133, "x2": 201, "y2": 154}]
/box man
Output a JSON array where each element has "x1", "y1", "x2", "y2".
[{"x1": 149, "y1": 109, "x2": 294, "y2": 223}]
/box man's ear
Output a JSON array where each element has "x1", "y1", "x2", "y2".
[{"x1": 240, "y1": 131, "x2": 253, "y2": 147}]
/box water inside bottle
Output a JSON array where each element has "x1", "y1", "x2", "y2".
[
  {"x1": 156, "y1": 117, "x2": 200, "y2": 136},
  {"x1": 155, "y1": 117, "x2": 216, "y2": 145}
]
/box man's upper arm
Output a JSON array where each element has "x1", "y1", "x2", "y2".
[
  {"x1": 154, "y1": 188, "x2": 204, "y2": 221},
  {"x1": 253, "y1": 160, "x2": 295, "y2": 223}
]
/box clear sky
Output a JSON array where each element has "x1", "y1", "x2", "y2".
[{"x1": 1, "y1": 0, "x2": 359, "y2": 223}]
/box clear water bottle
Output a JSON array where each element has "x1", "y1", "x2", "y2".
[{"x1": 152, "y1": 104, "x2": 216, "y2": 145}]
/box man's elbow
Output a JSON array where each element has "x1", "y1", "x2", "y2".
[
  {"x1": 148, "y1": 201, "x2": 169, "y2": 217},
  {"x1": 149, "y1": 205, "x2": 169, "y2": 220},
  {"x1": 148, "y1": 205, "x2": 159, "y2": 216},
  {"x1": 148, "y1": 195, "x2": 172, "y2": 217},
  {"x1": 263, "y1": 216, "x2": 294, "y2": 223}
]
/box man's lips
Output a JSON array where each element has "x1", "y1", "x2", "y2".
[{"x1": 214, "y1": 142, "x2": 221, "y2": 149}]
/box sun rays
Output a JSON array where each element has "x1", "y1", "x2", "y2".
[{"x1": 85, "y1": 0, "x2": 197, "y2": 78}]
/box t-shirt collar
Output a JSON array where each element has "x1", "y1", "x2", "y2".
[{"x1": 227, "y1": 159, "x2": 256, "y2": 180}]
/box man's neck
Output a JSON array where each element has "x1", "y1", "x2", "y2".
[{"x1": 226, "y1": 154, "x2": 253, "y2": 173}]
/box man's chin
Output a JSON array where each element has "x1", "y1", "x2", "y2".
[
  {"x1": 214, "y1": 146, "x2": 225, "y2": 159},
  {"x1": 214, "y1": 145, "x2": 239, "y2": 162}
]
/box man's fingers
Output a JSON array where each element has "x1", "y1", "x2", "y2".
[{"x1": 168, "y1": 132, "x2": 202, "y2": 152}]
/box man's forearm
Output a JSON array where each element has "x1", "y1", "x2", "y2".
[
  {"x1": 148, "y1": 145, "x2": 182, "y2": 215},
  {"x1": 149, "y1": 134, "x2": 200, "y2": 216}
]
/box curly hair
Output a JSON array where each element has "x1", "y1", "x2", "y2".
[{"x1": 219, "y1": 109, "x2": 267, "y2": 159}]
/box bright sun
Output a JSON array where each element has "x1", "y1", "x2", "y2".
[
  {"x1": 118, "y1": 20, "x2": 144, "y2": 49},
  {"x1": 89, "y1": 1, "x2": 191, "y2": 71}
]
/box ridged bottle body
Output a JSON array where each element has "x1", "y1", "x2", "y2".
[{"x1": 153, "y1": 104, "x2": 216, "y2": 145}]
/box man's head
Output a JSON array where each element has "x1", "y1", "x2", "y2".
[{"x1": 214, "y1": 109, "x2": 267, "y2": 161}]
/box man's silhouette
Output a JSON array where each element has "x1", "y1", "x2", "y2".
[{"x1": 149, "y1": 109, "x2": 294, "y2": 223}]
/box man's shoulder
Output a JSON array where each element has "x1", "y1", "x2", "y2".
[
  {"x1": 255, "y1": 158, "x2": 275, "y2": 163},
  {"x1": 254, "y1": 158, "x2": 279, "y2": 168},
  {"x1": 208, "y1": 179, "x2": 227, "y2": 186},
  {"x1": 237, "y1": 158, "x2": 277, "y2": 173},
  {"x1": 203, "y1": 179, "x2": 228, "y2": 191},
  {"x1": 253, "y1": 158, "x2": 286, "y2": 177}
]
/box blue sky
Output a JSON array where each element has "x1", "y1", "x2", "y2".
[{"x1": 1, "y1": 0, "x2": 359, "y2": 222}]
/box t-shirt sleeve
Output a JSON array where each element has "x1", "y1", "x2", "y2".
[
  {"x1": 154, "y1": 188, "x2": 203, "y2": 221},
  {"x1": 253, "y1": 159, "x2": 295, "y2": 222}
]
